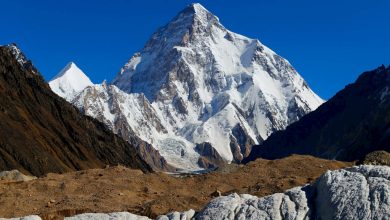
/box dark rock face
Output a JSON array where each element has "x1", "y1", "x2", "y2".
[
  {"x1": 195, "y1": 142, "x2": 225, "y2": 168},
  {"x1": 246, "y1": 65, "x2": 390, "y2": 163},
  {"x1": 114, "y1": 120, "x2": 176, "y2": 172},
  {"x1": 0, "y1": 45, "x2": 152, "y2": 176},
  {"x1": 230, "y1": 124, "x2": 256, "y2": 163}
]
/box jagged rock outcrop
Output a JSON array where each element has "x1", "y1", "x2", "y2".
[
  {"x1": 61, "y1": 3, "x2": 322, "y2": 170},
  {"x1": 0, "y1": 45, "x2": 151, "y2": 176},
  {"x1": 246, "y1": 65, "x2": 390, "y2": 163}
]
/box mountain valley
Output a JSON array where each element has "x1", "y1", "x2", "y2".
[{"x1": 0, "y1": 2, "x2": 389, "y2": 220}]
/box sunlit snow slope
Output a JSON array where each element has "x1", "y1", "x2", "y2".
[
  {"x1": 49, "y1": 62, "x2": 93, "y2": 102},
  {"x1": 54, "y1": 3, "x2": 323, "y2": 170}
]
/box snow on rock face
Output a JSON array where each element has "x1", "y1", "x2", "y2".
[
  {"x1": 109, "y1": 3, "x2": 323, "y2": 168},
  {"x1": 73, "y1": 83, "x2": 166, "y2": 143},
  {"x1": 49, "y1": 62, "x2": 93, "y2": 102},
  {"x1": 72, "y1": 83, "x2": 200, "y2": 170},
  {"x1": 5, "y1": 44, "x2": 39, "y2": 75},
  {"x1": 57, "y1": 3, "x2": 323, "y2": 170},
  {"x1": 6, "y1": 44, "x2": 29, "y2": 69}
]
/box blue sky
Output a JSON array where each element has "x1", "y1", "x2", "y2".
[{"x1": 1, "y1": 0, "x2": 389, "y2": 99}]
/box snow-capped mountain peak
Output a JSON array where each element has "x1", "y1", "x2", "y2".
[
  {"x1": 67, "y1": 3, "x2": 324, "y2": 170},
  {"x1": 49, "y1": 62, "x2": 93, "y2": 101}
]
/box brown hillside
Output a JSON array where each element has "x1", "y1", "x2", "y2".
[{"x1": 0, "y1": 45, "x2": 152, "y2": 176}]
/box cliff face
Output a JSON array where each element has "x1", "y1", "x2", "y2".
[{"x1": 0, "y1": 45, "x2": 152, "y2": 176}]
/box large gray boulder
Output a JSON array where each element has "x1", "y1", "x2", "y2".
[
  {"x1": 315, "y1": 165, "x2": 390, "y2": 220},
  {"x1": 194, "y1": 165, "x2": 390, "y2": 220}
]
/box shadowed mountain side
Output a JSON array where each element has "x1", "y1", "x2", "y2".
[
  {"x1": 0, "y1": 45, "x2": 152, "y2": 176},
  {"x1": 245, "y1": 65, "x2": 390, "y2": 163}
]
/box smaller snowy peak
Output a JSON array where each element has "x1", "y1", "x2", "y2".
[{"x1": 49, "y1": 62, "x2": 93, "y2": 101}]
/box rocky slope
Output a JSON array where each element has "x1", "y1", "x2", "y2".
[
  {"x1": 72, "y1": 82, "x2": 176, "y2": 171},
  {"x1": 246, "y1": 65, "x2": 390, "y2": 162},
  {"x1": 61, "y1": 3, "x2": 323, "y2": 170},
  {"x1": 5, "y1": 165, "x2": 389, "y2": 220},
  {"x1": 0, "y1": 155, "x2": 350, "y2": 218},
  {"x1": 0, "y1": 44, "x2": 151, "y2": 176}
]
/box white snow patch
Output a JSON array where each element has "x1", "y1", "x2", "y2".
[{"x1": 49, "y1": 62, "x2": 93, "y2": 102}]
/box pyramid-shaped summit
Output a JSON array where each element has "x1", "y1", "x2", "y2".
[
  {"x1": 68, "y1": 3, "x2": 324, "y2": 170},
  {"x1": 49, "y1": 62, "x2": 93, "y2": 101}
]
